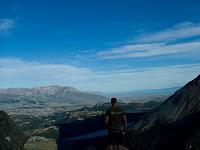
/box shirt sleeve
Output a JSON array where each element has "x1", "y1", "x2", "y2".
[
  {"x1": 106, "y1": 109, "x2": 110, "y2": 116},
  {"x1": 121, "y1": 108, "x2": 125, "y2": 116}
]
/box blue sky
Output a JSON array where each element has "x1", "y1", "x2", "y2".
[{"x1": 0, "y1": 0, "x2": 200, "y2": 92}]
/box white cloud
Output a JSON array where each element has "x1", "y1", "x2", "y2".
[
  {"x1": 0, "y1": 18, "x2": 15, "y2": 32},
  {"x1": 137, "y1": 22, "x2": 200, "y2": 43},
  {"x1": 97, "y1": 22, "x2": 200, "y2": 59},
  {"x1": 0, "y1": 58, "x2": 93, "y2": 88},
  {"x1": 98, "y1": 41, "x2": 200, "y2": 59},
  {"x1": 0, "y1": 58, "x2": 199, "y2": 92}
]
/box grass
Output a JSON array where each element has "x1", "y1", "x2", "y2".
[{"x1": 24, "y1": 139, "x2": 57, "y2": 150}]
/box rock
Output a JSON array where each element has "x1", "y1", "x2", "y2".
[
  {"x1": 5, "y1": 136, "x2": 11, "y2": 142},
  {"x1": 28, "y1": 136, "x2": 48, "y2": 142},
  {"x1": 0, "y1": 111, "x2": 26, "y2": 150}
]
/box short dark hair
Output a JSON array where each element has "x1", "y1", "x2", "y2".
[{"x1": 111, "y1": 97, "x2": 117, "y2": 104}]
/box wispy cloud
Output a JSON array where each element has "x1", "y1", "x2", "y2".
[
  {"x1": 0, "y1": 58, "x2": 199, "y2": 92},
  {"x1": 87, "y1": 64, "x2": 200, "y2": 92},
  {"x1": 98, "y1": 41, "x2": 200, "y2": 59},
  {"x1": 137, "y1": 22, "x2": 200, "y2": 43},
  {"x1": 97, "y1": 22, "x2": 200, "y2": 59},
  {"x1": 0, "y1": 18, "x2": 15, "y2": 32}
]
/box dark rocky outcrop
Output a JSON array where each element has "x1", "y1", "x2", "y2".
[
  {"x1": 0, "y1": 111, "x2": 26, "y2": 150},
  {"x1": 125, "y1": 74, "x2": 200, "y2": 150}
]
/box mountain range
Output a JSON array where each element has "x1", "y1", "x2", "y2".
[{"x1": 0, "y1": 85, "x2": 108, "y2": 108}]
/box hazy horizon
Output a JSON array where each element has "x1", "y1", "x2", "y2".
[{"x1": 0, "y1": 84, "x2": 180, "y2": 97}]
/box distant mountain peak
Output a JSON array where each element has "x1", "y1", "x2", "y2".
[
  {"x1": 0, "y1": 85, "x2": 107, "y2": 106},
  {"x1": 62, "y1": 86, "x2": 79, "y2": 92},
  {"x1": 0, "y1": 85, "x2": 80, "y2": 95}
]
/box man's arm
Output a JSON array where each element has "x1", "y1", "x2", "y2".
[
  {"x1": 105, "y1": 109, "x2": 110, "y2": 126},
  {"x1": 123, "y1": 114, "x2": 127, "y2": 128},
  {"x1": 105, "y1": 115, "x2": 109, "y2": 125}
]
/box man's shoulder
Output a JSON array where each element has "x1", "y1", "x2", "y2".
[
  {"x1": 115, "y1": 105, "x2": 124, "y2": 111},
  {"x1": 106, "y1": 108, "x2": 111, "y2": 115}
]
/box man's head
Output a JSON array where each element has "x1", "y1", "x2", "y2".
[{"x1": 111, "y1": 97, "x2": 117, "y2": 106}]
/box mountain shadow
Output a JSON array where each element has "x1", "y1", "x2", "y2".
[{"x1": 57, "y1": 113, "x2": 144, "y2": 150}]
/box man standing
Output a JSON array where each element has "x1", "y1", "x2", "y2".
[{"x1": 105, "y1": 97, "x2": 127, "y2": 150}]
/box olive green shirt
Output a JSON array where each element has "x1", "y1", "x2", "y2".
[{"x1": 106, "y1": 106, "x2": 125, "y2": 131}]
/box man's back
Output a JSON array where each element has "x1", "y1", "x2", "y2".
[{"x1": 106, "y1": 105, "x2": 124, "y2": 131}]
